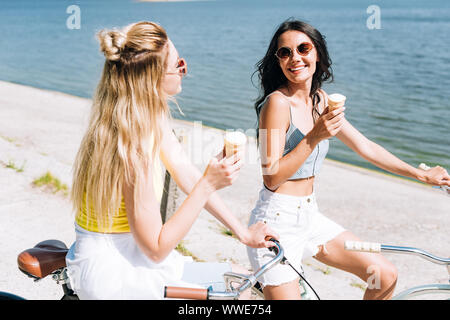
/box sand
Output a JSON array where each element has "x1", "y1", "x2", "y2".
[{"x1": 0, "y1": 80, "x2": 448, "y2": 300}]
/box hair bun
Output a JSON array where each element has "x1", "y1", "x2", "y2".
[{"x1": 98, "y1": 29, "x2": 127, "y2": 61}]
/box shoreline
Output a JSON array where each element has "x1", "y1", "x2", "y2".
[
  {"x1": 1, "y1": 80, "x2": 448, "y2": 300},
  {"x1": 0, "y1": 79, "x2": 431, "y2": 186}
]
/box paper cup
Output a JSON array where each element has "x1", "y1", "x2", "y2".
[
  {"x1": 328, "y1": 93, "x2": 346, "y2": 111},
  {"x1": 224, "y1": 131, "x2": 247, "y2": 158}
]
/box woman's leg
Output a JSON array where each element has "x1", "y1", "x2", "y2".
[{"x1": 313, "y1": 231, "x2": 398, "y2": 300}]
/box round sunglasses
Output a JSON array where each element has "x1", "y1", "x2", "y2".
[
  {"x1": 275, "y1": 42, "x2": 314, "y2": 60},
  {"x1": 166, "y1": 57, "x2": 187, "y2": 76}
]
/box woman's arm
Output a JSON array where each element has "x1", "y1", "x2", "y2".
[
  {"x1": 335, "y1": 119, "x2": 450, "y2": 186},
  {"x1": 260, "y1": 94, "x2": 345, "y2": 189},
  {"x1": 159, "y1": 119, "x2": 277, "y2": 248},
  {"x1": 124, "y1": 149, "x2": 241, "y2": 263}
]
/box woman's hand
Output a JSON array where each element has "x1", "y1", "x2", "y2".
[
  {"x1": 309, "y1": 106, "x2": 346, "y2": 142},
  {"x1": 420, "y1": 166, "x2": 450, "y2": 186},
  {"x1": 202, "y1": 150, "x2": 243, "y2": 192},
  {"x1": 243, "y1": 221, "x2": 280, "y2": 248}
]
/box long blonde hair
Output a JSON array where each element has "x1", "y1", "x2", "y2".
[{"x1": 71, "y1": 21, "x2": 170, "y2": 229}]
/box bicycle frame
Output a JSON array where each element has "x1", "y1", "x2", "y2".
[
  {"x1": 165, "y1": 240, "x2": 319, "y2": 300},
  {"x1": 165, "y1": 240, "x2": 286, "y2": 300},
  {"x1": 10, "y1": 240, "x2": 449, "y2": 300}
]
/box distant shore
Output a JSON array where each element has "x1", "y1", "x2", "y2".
[
  {"x1": 137, "y1": 0, "x2": 205, "y2": 2},
  {"x1": 0, "y1": 80, "x2": 428, "y2": 185}
]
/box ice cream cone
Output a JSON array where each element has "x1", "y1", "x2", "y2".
[
  {"x1": 224, "y1": 131, "x2": 247, "y2": 158},
  {"x1": 328, "y1": 93, "x2": 346, "y2": 111}
]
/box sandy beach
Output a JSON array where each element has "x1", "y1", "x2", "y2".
[{"x1": 0, "y1": 80, "x2": 448, "y2": 300}]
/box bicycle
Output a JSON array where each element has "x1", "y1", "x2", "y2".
[
  {"x1": 1, "y1": 237, "x2": 316, "y2": 301},
  {"x1": 5, "y1": 234, "x2": 448, "y2": 301},
  {"x1": 2, "y1": 165, "x2": 448, "y2": 300}
]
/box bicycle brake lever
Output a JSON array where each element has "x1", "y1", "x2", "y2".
[{"x1": 432, "y1": 185, "x2": 450, "y2": 195}]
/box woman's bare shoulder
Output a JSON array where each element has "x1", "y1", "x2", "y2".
[
  {"x1": 261, "y1": 91, "x2": 290, "y2": 118},
  {"x1": 259, "y1": 91, "x2": 291, "y2": 130}
]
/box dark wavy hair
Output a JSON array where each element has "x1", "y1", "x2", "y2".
[{"x1": 253, "y1": 19, "x2": 334, "y2": 136}]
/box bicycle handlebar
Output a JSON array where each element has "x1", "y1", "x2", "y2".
[
  {"x1": 345, "y1": 241, "x2": 450, "y2": 265},
  {"x1": 164, "y1": 239, "x2": 284, "y2": 300},
  {"x1": 345, "y1": 241, "x2": 381, "y2": 253},
  {"x1": 164, "y1": 286, "x2": 209, "y2": 300}
]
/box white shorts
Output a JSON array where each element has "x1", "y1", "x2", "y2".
[
  {"x1": 66, "y1": 224, "x2": 231, "y2": 299},
  {"x1": 247, "y1": 187, "x2": 346, "y2": 287}
]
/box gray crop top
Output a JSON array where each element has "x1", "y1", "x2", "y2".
[{"x1": 261, "y1": 92, "x2": 329, "y2": 179}]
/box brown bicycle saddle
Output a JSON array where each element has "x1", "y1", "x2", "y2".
[{"x1": 17, "y1": 240, "x2": 69, "y2": 279}]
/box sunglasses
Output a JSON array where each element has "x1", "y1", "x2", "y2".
[
  {"x1": 166, "y1": 57, "x2": 187, "y2": 76},
  {"x1": 275, "y1": 42, "x2": 314, "y2": 60}
]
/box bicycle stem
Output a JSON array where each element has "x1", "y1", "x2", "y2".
[
  {"x1": 380, "y1": 245, "x2": 450, "y2": 265},
  {"x1": 232, "y1": 241, "x2": 286, "y2": 295}
]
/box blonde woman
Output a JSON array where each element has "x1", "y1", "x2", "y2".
[{"x1": 66, "y1": 21, "x2": 277, "y2": 300}]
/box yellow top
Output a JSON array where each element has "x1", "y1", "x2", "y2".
[{"x1": 75, "y1": 156, "x2": 165, "y2": 233}]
